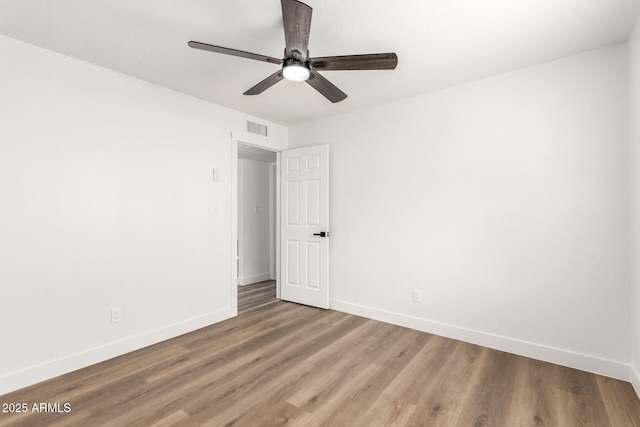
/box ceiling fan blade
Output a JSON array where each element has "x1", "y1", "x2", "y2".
[
  {"x1": 310, "y1": 53, "x2": 398, "y2": 71},
  {"x1": 306, "y1": 69, "x2": 347, "y2": 103},
  {"x1": 281, "y1": 0, "x2": 312, "y2": 62},
  {"x1": 188, "y1": 41, "x2": 283, "y2": 65},
  {"x1": 244, "y1": 70, "x2": 285, "y2": 95}
]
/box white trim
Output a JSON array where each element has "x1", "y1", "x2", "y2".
[
  {"x1": 238, "y1": 272, "x2": 272, "y2": 286},
  {"x1": 275, "y1": 152, "x2": 281, "y2": 300},
  {"x1": 0, "y1": 306, "x2": 235, "y2": 396},
  {"x1": 330, "y1": 298, "x2": 633, "y2": 382},
  {"x1": 230, "y1": 136, "x2": 239, "y2": 313},
  {"x1": 236, "y1": 154, "x2": 244, "y2": 286},
  {"x1": 632, "y1": 364, "x2": 640, "y2": 399}
]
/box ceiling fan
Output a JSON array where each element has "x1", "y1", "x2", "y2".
[{"x1": 188, "y1": 0, "x2": 398, "y2": 103}]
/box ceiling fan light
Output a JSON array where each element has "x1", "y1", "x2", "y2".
[{"x1": 283, "y1": 63, "x2": 310, "y2": 81}]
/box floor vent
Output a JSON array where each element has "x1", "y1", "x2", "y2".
[{"x1": 247, "y1": 121, "x2": 268, "y2": 137}]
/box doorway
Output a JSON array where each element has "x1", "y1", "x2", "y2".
[{"x1": 237, "y1": 143, "x2": 278, "y2": 313}]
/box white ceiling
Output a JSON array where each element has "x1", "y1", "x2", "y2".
[
  {"x1": 1, "y1": 0, "x2": 638, "y2": 126},
  {"x1": 238, "y1": 144, "x2": 277, "y2": 163}
]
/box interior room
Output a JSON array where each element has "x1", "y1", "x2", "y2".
[
  {"x1": 237, "y1": 144, "x2": 278, "y2": 313},
  {"x1": 1, "y1": 0, "x2": 640, "y2": 425}
]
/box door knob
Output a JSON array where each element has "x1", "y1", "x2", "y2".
[{"x1": 313, "y1": 231, "x2": 329, "y2": 237}]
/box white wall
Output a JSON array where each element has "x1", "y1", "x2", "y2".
[
  {"x1": 238, "y1": 159, "x2": 272, "y2": 285},
  {"x1": 290, "y1": 44, "x2": 632, "y2": 379},
  {"x1": 0, "y1": 29, "x2": 635, "y2": 397},
  {"x1": 629, "y1": 14, "x2": 640, "y2": 396},
  {"x1": 0, "y1": 35, "x2": 286, "y2": 395}
]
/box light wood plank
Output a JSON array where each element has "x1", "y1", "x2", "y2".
[
  {"x1": 1, "y1": 301, "x2": 639, "y2": 427},
  {"x1": 597, "y1": 374, "x2": 640, "y2": 425},
  {"x1": 238, "y1": 280, "x2": 277, "y2": 313}
]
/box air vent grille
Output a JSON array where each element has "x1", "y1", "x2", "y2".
[{"x1": 247, "y1": 121, "x2": 268, "y2": 137}]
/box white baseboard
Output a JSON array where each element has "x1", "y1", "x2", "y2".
[
  {"x1": 632, "y1": 364, "x2": 640, "y2": 399},
  {"x1": 0, "y1": 306, "x2": 235, "y2": 396},
  {"x1": 330, "y1": 299, "x2": 632, "y2": 382},
  {"x1": 238, "y1": 272, "x2": 271, "y2": 286}
]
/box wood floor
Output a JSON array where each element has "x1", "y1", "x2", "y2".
[
  {"x1": 238, "y1": 280, "x2": 277, "y2": 314},
  {"x1": 1, "y1": 301, "x2": 640, "y2": 426}
]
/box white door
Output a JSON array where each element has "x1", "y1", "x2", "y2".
[{"x1": 280, "y1": 144, "x2": 329, "y2": 309}]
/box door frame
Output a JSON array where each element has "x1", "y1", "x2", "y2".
[{"x1": 231, "y1": 138, "x2": 281, "y2": 315}]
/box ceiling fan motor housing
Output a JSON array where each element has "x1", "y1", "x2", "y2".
[{"x1": 282, "y1": 58, "x2": 310, "y2": 81}]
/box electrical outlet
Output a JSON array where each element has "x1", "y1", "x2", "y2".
[
  {"x1": 111, "y1": 307, "x2": 122, "y2": 324},
  {"x1": 412, "y1": 289, "x2": 422, "y2": 303}
]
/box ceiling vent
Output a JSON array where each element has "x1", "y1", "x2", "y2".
[{"x1": 247, "y1": 121, "x2": 268, "y2": 137}]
